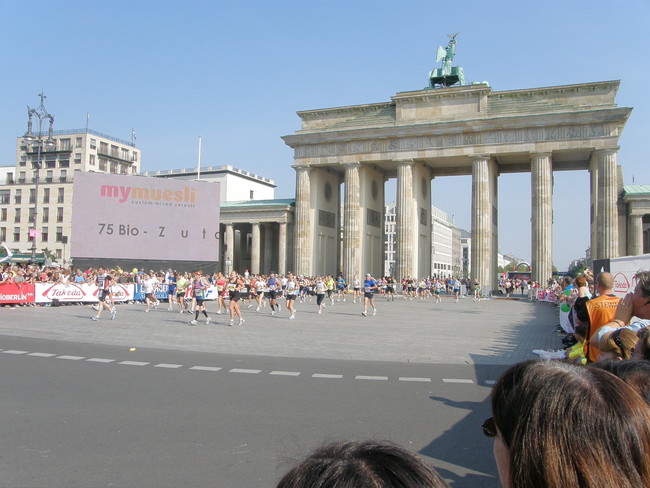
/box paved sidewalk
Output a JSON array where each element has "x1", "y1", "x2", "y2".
[{"x1": 2, "y1": 295, "x2": 564, "y2": 365}]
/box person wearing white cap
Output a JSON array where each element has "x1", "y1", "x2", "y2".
[{"x1": 362, "y1": 273, "x2": 378, "y2": 317}]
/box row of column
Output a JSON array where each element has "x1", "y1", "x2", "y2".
[
  {"x1": 294, "y1": 148, "x2": 621, "y2": 290},
  {"x1": 223, "y1": 222, "x2": 288, "y2": 276}
]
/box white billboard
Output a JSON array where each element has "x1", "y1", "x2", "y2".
[{"x1": 71, "y1": 173, "x2": 220, "y2": 262}]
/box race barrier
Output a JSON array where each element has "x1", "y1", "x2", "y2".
[{"x1": 0, "y1": 282, "x2": 222, "y2": 305}]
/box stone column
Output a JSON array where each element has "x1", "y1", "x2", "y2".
[
  {"x1": 263, "y1": 223, "x2": 273, "y2": 274},
  {"x1": 224, "y1": 223, "x2": 234, "y2": 275},
  {"x1": 628, "y1": 214, "x2": 644, "y2": 256},
  {"x1": 596, "y1": 149, "x2": 619, "y2": 259},
  {"x1": 531, "y1": 152, "x2": 553, "y2": 285},
  {"x1": 293, "y1": 166, "x2": 312, "y2": 276},
  {"x1": 278, "y1": 222, "x2": 288, "y2": 275},
  {"x1": 251, "y1": 222, "x2": 261, "y2": 275},
  {"x1": 343, "y1": 163, "x2": 361, "y2": 281},
  {"x1": 471, "y1": 156, "x2": 493, "y2": 294},
  {"x1": 589, "y1": 155, "x2": 599, "y2": 261},
  {"x1": 396, "y1": 160, "x2": 415, "y2": 280}
]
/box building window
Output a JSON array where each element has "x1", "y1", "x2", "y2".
[
  {"x1": 14, "y1": 189, "x2": 21, "y2": 204},
  {"x1": 29, "y1": 188, "x2": 36, "y2": 204},
  {"x1": 42, "y1": 207, "x2": 49, "y2": 223},
  {"x1": 89, "y1": 154, "x2": 95, "y2": 166},
  {"x1": 59, "y1": 159, "x2": 70, "y2": 168},
  {"x1": 90, "y1": 138, "x2": 96, "y2": 150},
  {"x1": 75, "y1": 137, "x2": 82, "y2": 148},
  {"x1": 121, "y1": 148, "x2": 129, "y2": 160},
  {"x1": 74, "y1": 153, "x2": 82, "y2": 165},
  {"x1": 59, "y1": 170, "x2": 67, "y2": 182},
  {"x1": 60, "y1": 138, "x2": 71, "y2": 151},
  {"x1": 13, "y1": 227, "x2": 20, "y2": 241},
  {"x1": 58, "y1": 187, "x2": 65, "y2": 203},
  {"x1": 110, "y1": 162, "x2": 118, "y2": 174},
  {"x1": 132, "y1": 152, "x2": 138, "y2": 162},
  {"x1": 14, "y1": 209, "x2": 20, "y2": 223},
  {"x1": 43, "y1": 188, "x2": 50, "y2": 204},
  {"x1": 56, "y1": 207, "x2": 64, "y2": 223},
  {"x1": 99, "y1": 142, "x2": 108, "y2": 154},
  {"x1": 0, "y1": 208, "x2": 6, "y2": 222},
  {"x1": 250, "y1": 190, "x2": 254, "y2": 199},
  {"x1": 42, "y1": 226, "x2": 48, "y2": 242},
  {"x1": 28, "y1": 207, "x2": 35, "y2": 223},
  {"x1": 45, "y1": 171, "x2": 53, "y2": 183},
  {"x1": 56, "y1": 249, "x2": 61, "y2": 259},
  {"x1": 0, "y1": 189, "x2": 9, "y2": 204},
  {"x1": 0, "y1": 227, "x2": 5, "y2": 241},
  {"x1": 99, "y1": 158, "x2": 107, "y2": 171},
  {"x1": 18, "y1": 171, "x2": 26, "y2": 184},
  {"x1": 56, "y1": 226, "x2": 63, "y2": 242}
]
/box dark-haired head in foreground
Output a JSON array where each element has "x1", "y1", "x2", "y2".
[{"x1": 276, "y1": 440, "x2": 447, "y2": 488}]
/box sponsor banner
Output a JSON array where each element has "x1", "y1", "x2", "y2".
[
  {"x1": 204, "y1": 285, "x2": 219, "y2": 301},
  {"x1": 536, "y1": 289, "x2": 556, "y2": 303},
  {"x1": 609, "y1": 254, "x2": 650, "y2": 298},
  {"x1": 133, "y1": 284, "x2": 169, "y2": 301},
  {"x1": 0, "y1": 282, "x2": 36, "y2": 304},
  {"x1": 71, "y1": 172, "x2": 220, "y2": 262},
  {"x1": 35, "y1": 283, "x2": 134, "y2": 303}
]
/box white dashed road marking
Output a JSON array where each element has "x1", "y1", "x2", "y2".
[
  {"x1": 230, "y1": 368, "x2": 262, "y2": 374},
  {"x1": 190, "y1": 366, "x2": 222, "y2": 372},
  {"x1": 269, "y1": 371, "x2": 301, "y2": 376},
  {"x1": 0, "y1": 348, "x2": 495, "y2": 386}
]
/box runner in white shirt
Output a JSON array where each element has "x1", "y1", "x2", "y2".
[{"x1": 285, "y1": 272, "x2": 298, "y2": 320}]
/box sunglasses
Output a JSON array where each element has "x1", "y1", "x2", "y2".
[{"x1": 482, "y1": 417, "x2": 497, "y2": 438}]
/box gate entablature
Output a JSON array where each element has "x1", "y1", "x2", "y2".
[{"x1": 283, "y1": 80, "x2": 632, "y2": 286}]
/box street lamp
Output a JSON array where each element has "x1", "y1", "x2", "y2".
[{"x1": 24, "y1": 92, "x2": 55, "y2": 265}]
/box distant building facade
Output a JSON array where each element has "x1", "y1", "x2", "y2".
[
  {"x1": 384, "y1": 202, "x2": 465, "y2": 278},
  {"x1": 147, "y1": 166, "x2": 294, "y2": 275}
]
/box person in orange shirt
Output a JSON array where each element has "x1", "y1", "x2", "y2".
[{"x1": 583, "y1": 272, "x2": 620, "y2": 362}]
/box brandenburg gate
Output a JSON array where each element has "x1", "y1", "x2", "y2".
[{"x1": 282, "y1": 80, "x2": 631, "y2": 291}]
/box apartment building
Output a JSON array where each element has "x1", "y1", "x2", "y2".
[{"x1": 0, "y1": 129, "x2": 140, "y2": 263}]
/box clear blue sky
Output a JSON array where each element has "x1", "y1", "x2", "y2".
[{"x1": 1, "y1": 0, "x2": 649, "y2": 271}]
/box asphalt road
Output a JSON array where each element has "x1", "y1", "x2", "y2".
[{"x1": 0, "y1": 295, "x2": 562, "y2": 487}]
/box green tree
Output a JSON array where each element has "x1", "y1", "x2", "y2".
[{"x1": 567, "y1": 258, "x2": 587, "y2": 277}]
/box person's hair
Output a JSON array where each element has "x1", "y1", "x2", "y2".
[
  {"x1": 491, "y1": 360, "x2": 650, "y2": 488},
  {"x1": 276, "y1": 440, "x2": 448, "y2": 488},
  {"x1": 563, "y1": 276, "x2": 574, "y2": 286},
  {"x1": 637, "y1": 328, "x2": 650, "y2": 360},
  {"x1": 591, "y1": 360, "x2": 650, "y2": 406},
  {"x1": 573, "y1": 297, "x2": 590, "y2": 325},
  {"x1": 595, "y1": 272, "x2": 614, "y2": 290},
  {"x1": 574, "y1": 275, "x2": 587, "y2": 288},
  {"x1": 635, "y1": 270, "x2": 650, "y2": 298},
  {"x1": 600, "y1": 328, "x2": 638, "y2": 360},
  {"x1": 574, "y1": 324, "x2": 588, "y2": 340}
]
